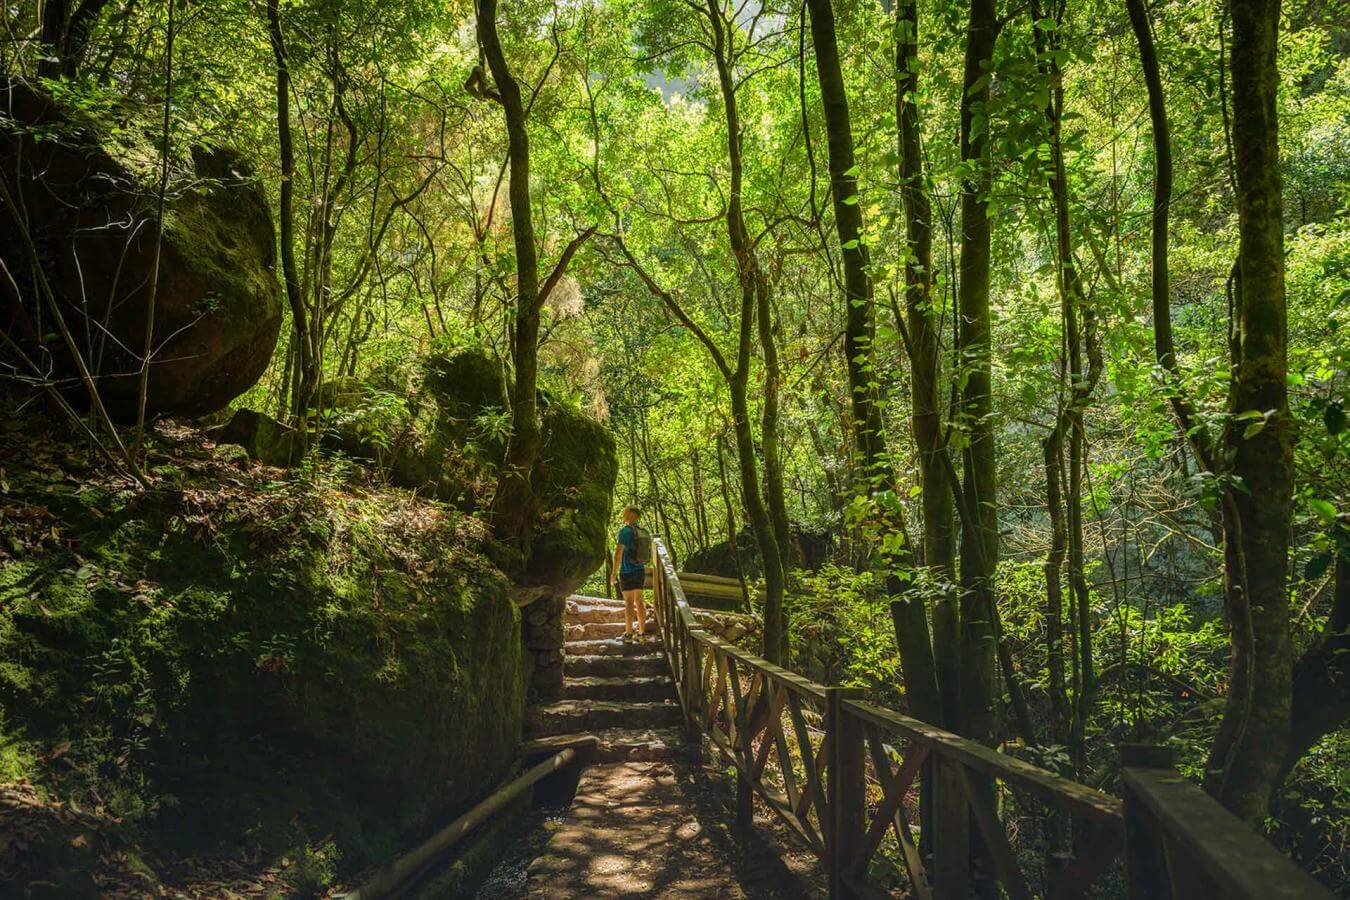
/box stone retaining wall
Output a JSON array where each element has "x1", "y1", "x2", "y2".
[{"x1": 524, "y1": 595, "x2": 567, "y2": 700}]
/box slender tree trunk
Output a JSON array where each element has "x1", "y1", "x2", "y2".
[
  {"x1": 38, "y1": 0, "x2": 112, "y2": 79},
  {"x1": 757, "y1": 286, "x2": 792, "y2": 543},
  {"x1": 1033, "y1": 0, "x2": 1103, "y2": 770},
  {"x1": 1043, "y1": 430, "x2": 1071, "y2": 744},
  {"x1": 1203, "y1": 0, "x2": 1293, "y2": 821},
  {"x1": 896, "y1": 0, "x2": 959, "y2": 729},
  {"x1": 732, "y1": 373, "x2": 787, "y2": 662},
  {"x1": 478, "y1": 0, "x2": 542, "y2": 550},
  {"x1": 1128, "y1": 0, "x2": 1294, "y2": 820},
  {"x1": 956, "y1": 0, "x2": 999, "y2": 744},
  {"x1": 706, "y1": 0, "x2": 787, "y2": 663},
  {"x1": 267, "y1": 0, "x2": 312, "y2": 450},
  {"x1": 805, "y1": 0, "x2": 942, "y2": 725},
  {"x1": 717, "y1": 431, "x2": 753, "y2": 611}
]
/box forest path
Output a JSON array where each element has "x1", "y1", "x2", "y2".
[
  {"x1": 511, "y1": 595, "x2": 822, "y2": 898},
  {"x1": 522, "y1": 758, "x2": 819, "y2": 898}
]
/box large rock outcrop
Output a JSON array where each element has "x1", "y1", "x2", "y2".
[
  {"x1": 307, "y1": 350, "x2": 617, "y2": 603},
  {"x1": 0, "y1": 79, "x2": 282, "y2": 420},
  {"x1": 0, "y1": 422, "x2": 524, "y2": 891},
  {"x1": 214, "y1": 350, "x2": 617, "y2": 603},
  {"x1": 421, "y1": 351, "x2": 617, "y2": 603}
]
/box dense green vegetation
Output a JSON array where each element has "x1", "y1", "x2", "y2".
[{"x1": 1, "y1": 0, "x2": 1346, "y2": 890}]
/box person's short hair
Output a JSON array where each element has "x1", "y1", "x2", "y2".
[{"x1": 623, "y1": 505, "x2": 641, "y2": 518}]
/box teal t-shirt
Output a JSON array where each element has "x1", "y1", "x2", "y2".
[{"x1": 617, "y1": 524, "x2": 645, "y2": 574}]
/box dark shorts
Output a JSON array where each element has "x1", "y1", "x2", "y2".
[{"x1": 619, "y1": 569, "x2": 645, "y2": 592}]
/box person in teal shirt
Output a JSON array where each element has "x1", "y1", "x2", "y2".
[{"x1": 612, "y1": 505, "x2": 649, "y2": 641}]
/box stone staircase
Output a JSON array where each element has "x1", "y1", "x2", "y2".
[{"x1": 521, "y1": 594, "x2": 685, "y2": 762}]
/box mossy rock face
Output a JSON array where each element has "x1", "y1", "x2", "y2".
[
  {"x1": 0, "y1": 429, "x2": 525, "y2": 879},
  {"x1": 419, "y1": 351, "x2": 618, "y2": 602},
  {"x1": 305, "y1": 350, "x2": 618, "y2": 602},
  {"x1": 0, "y1": 79, "x2": 282, "y2": 420},
  {"x1": 516, "y1": 400, "x2": 618, "y2": 603}
]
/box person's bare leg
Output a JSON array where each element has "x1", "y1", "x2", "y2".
[
  {"x1": 623, "y1": 590, "x2": 634, "y2": 637},
  {"x1": 632, "y1": 590, "x2": 647, "y2": 636}
]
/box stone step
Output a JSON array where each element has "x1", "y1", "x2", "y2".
[
  {"x1": 567, "y1": 594, "x2": 624, "y2": 610},
  {"x1": 521, "y1": 728, "x2": 687, "y2": 762},
  {"x1": 563, "y1": 675, "x2": 673, "y2": 703},
  {"x1": 526, "y1": 699, "x2": 682, "y2": 736},
  {"x1": 565, "y1": 654, "x2": 668, "y2": 678},
  {"x1": 564, "y1": 620, "x2": 661, "y2": 642},
  {"x1": 565, "y1": 637, "x2": 662, "y2": 657},
  {"x1": 565, "y1": 603, "x2": 630, "y2": 625}
]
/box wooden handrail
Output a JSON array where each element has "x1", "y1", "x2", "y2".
[
  {"x1": 649, "y1": 536, "x2": 1123, "y2": 898},
  {"x1": 648, "y1": 537, "x2": 1330, "y2": 900},
  {"x1": 1119, "y1": 744, "x2": 1335, "y2": 900},
  {"x1": 341, "y1": 746, "x2": 582, "y2": 899}
]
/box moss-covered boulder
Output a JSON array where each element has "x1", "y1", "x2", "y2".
[
  {"x1": 299, "y1": 350, "x2": 617, "y2": 604},
  {"x1": 0, "y1": 420, "x2": 524, "y2": 889},
  {"x1": 205, "y1": 408, "x2": 297, "y2": 466},
  {"x1": 417, "y1": 350, "x2": 618, "y2": 603},
  {"x1": 0, "y1": 79, "x2": 282, "y2": 420}
]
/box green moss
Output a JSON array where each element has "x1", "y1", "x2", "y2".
[{"x1": 0, "y1": 441, "x2": 525, "y2": 878}]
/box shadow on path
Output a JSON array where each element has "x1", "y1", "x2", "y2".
[{"x1": 490, "y1": 757, "x2": 823, "y2": 898}]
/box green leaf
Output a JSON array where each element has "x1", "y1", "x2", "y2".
[{"x1": 1308, "y1": 498, "x2": 1338, "y2": 523}]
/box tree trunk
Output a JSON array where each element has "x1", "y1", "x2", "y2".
[
  {"x1": 1033, "y1": 0, "x2": 1103, "y2": 770},
  {"x1": 955, "y1": 0, "x2": 999, "y2": 744},
  {"x1": 38, "y1": 0, "x2": 112, "y2": 79},
  {"x1": 1203, "y1": 0, "x2": 1293, "y2": 821},
  {"x1": 1043, "y1": 428, "x2": 1071, "y2": 744},
  {"x1": 478, "y1": 0, "x2": 543, "y2": 550},
  {"x1": 731, "y1": 372, "x2": 788, "y2": 663},
  {"x1": 757, "y1": 282, "x2": 792, "y2": 661},
  {"x1": 896, "y1": 0, "x2": 959, "y2": 729},
  {"x1": 805, "y1": 0, "x2": 942, "y2": 726},
  {"x1": 267, "y1": 0, "x2": 313, "y2": 453},
  {"x1": 717, "y1": 431, "x2": 753, "y2": 612},
  {"x1": 1283, "y1": 520, "x2": 1350, "y2": 778},
  {"x1": 705, "y1": 0, "x2": 788, "y2": 663}
]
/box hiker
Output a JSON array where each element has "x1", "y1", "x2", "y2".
[{"x1": 612, "y1": 505, "x2": 651, "y2": 641}]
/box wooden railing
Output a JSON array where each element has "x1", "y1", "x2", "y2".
[
  {"x1": 649, "y1": 537, "x2": 1334, "y2": 900},
  {"x1": 1119, "y1": 745, "x2": 1334, "y2": 900}
]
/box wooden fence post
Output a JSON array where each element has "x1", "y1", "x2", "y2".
[
  {"x1": 931, "y1": 756, "x2": 970, "y2": 900},
  {"x1": 684, "y1": 632, "x2": 703, "y2": 764},
  {"x1": 1120, "y1": 743, "x2": 1173, "y2": 900},
  {"x1": 827, "y1": 687, "x2": 866, "y2": 898}
]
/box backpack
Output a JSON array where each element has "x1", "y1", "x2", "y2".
[{"x1": 630, "y1": 525, "x2": 653, "y2": 565}]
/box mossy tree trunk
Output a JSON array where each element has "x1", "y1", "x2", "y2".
[
  {"x1": 1203, "y1": 0, "x2": 1294, "y2": 822},
  {"x1": 477, "y1": 0, "x2": 541, "y2": 549},
  {"x1": 705, "y1": 0, "x2": 788, "y2": 663},
  {"x1": 1284, "y1": 519, "x2": 1350, "y2": 779},
  {"x1": 1129, "y1": 0, "x2": 1296, "y2": 822},
  {"x1": 266, "y1": 0, "x2": 314, "y2": 457},
  {"x1": 37, "y1": 0, "x2": 111, "y2": 80}
]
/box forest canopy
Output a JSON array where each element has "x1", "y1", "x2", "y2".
[{"x1": 1, "y1": 0, "x2": 1348, "y2": 889}]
